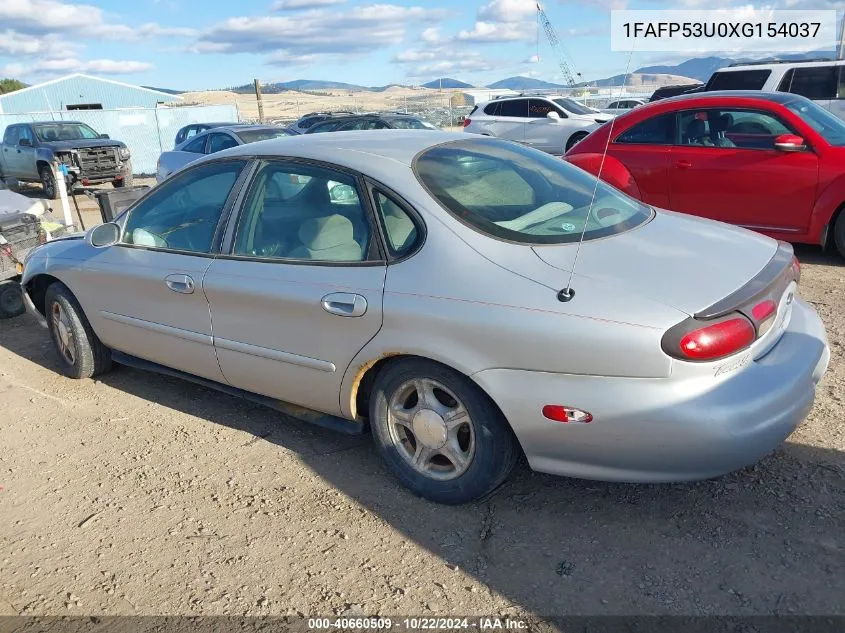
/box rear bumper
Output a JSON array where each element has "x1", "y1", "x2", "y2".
[{"x1": 473, "y1": 297, "x2": 829, "y2": 482}]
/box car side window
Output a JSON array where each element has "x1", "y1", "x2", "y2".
[
  {"x1": 615, "y1": 113, "x2": 676, "y2": 145},
  {"x1": 373, "y1": 190, "x2": 419, "y2": 256},
  {"x1": 207, "y1": 133, "x2": 238, "y2": 153},
  {"x1": 527, "y1": 99, "x2": 558, "y2": 118},
  {"x1": 233, "y1": 162, "x2": 371, "y2": 262},
  {"x1": 706, "y1": 69, "x2": 771, "y2": 91},
  {"x1": 778, "y1": 67, "x2": 838, "y2": 100},
  {"x1": 17, "y1": 126, "x2": 35, "y2": 145},
  {"x1": 498, "y1": 99, "x2": 529, "y2": 118},
  {"x1": 483, "y1": 102, "x2": 500, "y2": 116},
  {"x1": 678, "y1": 109, "x2": 792, "y2": 150},
  {"x1": 3, "y1": 126, "x2": 19, "y2": 145},
  {"x1": 122, "y1": 160, "x2": 246, "y2": 253},
  {"x1": 182, "y1": 135, "x2": 207, "y2": 153}
]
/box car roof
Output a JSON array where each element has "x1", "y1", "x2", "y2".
[
  {"x1": 29, "y1": 120, "x2": 86, "y2": 125},
  {"x1": 208, "y1": 129, "x2": 465, "y2": 168},
  {"x1": 717, "y1": 58, "x2": 840, "y2": 71},
  {"x1": 657, "y1": 90, "x2": 800, "y2": 107}
]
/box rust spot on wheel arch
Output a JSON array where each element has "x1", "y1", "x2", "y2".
[{"x1": 349, "y1": 352, "x2": 403, "y2": 419}]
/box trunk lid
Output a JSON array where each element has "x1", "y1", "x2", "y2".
[{"x1": 532, "y1": 209, "x2": 779, "y2": 316}]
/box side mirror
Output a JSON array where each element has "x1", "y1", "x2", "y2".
[
  {"x1": 546, "y1": 111, "x2": 561, "y2": 122},
  {"x1": 773, "y1": 134, "x2": 806, "y2": 152},
  {"x1": 18, "y1": 138, "x2": 32, "y2": 147},
  {"x1": 85, "y1": 222, "x2": 120, "y2": 248},
  {"x1": 99, "y1": 133, "x2": 110, "y2": 139}
]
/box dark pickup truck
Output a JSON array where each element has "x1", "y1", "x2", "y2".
[{"x1": 0, "y1": 121, "x2": 133, "y2": 199}]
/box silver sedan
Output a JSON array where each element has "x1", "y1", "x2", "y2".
[
  {"x1": 156, "y1": 125, "x2": 297, "y2": 183},
  {"x1": 20, "y1": 131, "x2": 830, "y2": 504}
]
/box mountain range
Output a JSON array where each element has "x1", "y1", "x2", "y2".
[{"x1": 171, "y1": 50, "x2": 838, "y2": 94}]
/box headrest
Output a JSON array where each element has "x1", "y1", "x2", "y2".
[
  {"x1": 298, "y1": 214, "x2": 354, "y2": 251},
  {"x1": 686, "y1": 119, "x2": 707, "y2": 138}
]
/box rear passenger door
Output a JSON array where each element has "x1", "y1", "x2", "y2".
[
  {"x1": 202, "y1": 160, "x2": 387, "y2": 416},
  {"x1": 490, "y1": 99, "x2": 530, "y2": 141}
]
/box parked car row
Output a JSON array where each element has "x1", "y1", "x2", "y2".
[
  {"x1": 159, "y1": 113, "x2": 438, "y2": 183},
  {"x1": 18, "y1": 126, "x2": 830, "y2": 504}
]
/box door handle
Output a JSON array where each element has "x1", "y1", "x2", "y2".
[
  {"x1": 165, "y1": 273, "x2": 195, "y2": 294},
  {"x1": 675, "y1": 159, "x2": 692, "y2": 169},
  {"x1": 321, "y1": 292, "x2": 367, "y2": 318}
]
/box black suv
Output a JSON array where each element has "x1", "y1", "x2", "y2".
[{"x1": 305, "y1": 113, "x2": 437, "y2": 134}]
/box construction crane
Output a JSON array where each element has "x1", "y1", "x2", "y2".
[{"x1": 536, "y1": 2, "x2": 581, "y2": 88}]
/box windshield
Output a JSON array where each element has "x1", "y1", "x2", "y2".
[
  {"x1": 553, "y1": 98, "x2": 594, "y2": 116},
  {"x1": 390, "y1": 118, "x2": 437, "y2": 130},
  {"x1": 785, "y1": 98, "x2": 845, "y2": 146},
  {"x1": 33, "y1": 123, "x2": 100, "y2": 141},
  {"x1": 415, "y1": 139, "x2": 652, "y2": 245},
  {"x1": 234, "y1": 128, "x2": 294, "y2": 143}
]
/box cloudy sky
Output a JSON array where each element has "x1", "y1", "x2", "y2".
[{"x1": 0, "y1": 0, "x2": 838, "y2": 90}]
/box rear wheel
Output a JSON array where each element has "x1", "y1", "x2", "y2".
[
  {"x1": 0, "y1": 281, "x2": 25, "y2": 319},
  {"x1": 369, "y1": 358, "x2": 519, "y2": 505},
  {"x1": 565, "y1": 131, "x2": 588, "y2": 153},
  {"x1": 45, "y1": 282, "x2": 112, "y2": 379},
  {"x1": 834, "y1": 209, "x2": 845, "y2": 259}
]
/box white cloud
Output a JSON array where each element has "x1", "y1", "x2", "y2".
[
  {"x1": 2, "y1": 58, "x2": 153, "y2": 77},
  {"x1": 0, "y1": 30, "x2": 73, "y2": 57},
  {"x1": 457, "y1": 21, "x2": 535, "y2": 42},
  {"x1": 272, "y1": 0, "x2": 346, "y2": 8},
  {"x1": 524, "y1": 54, "x2": 540, "y2": 63},
  {"x1": 197, "y1": 4, "x2": 446, "y2": 58},
  {"x1": 478, "y1": 0, "x2": 536, "y2": 23},
  {"x1": 266, "y1": 51, "x2": 320, "y2": 66},
  {"x1": 137, "y1": 23, "x2": 199, "y2": 38},
  {"x1": 420, "y1": 27, "x2": 441, "y2": 43}
]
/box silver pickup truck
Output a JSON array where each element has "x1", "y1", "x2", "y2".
[{"x1": 0, "y1": 121, "x2": 133, "y2": 199}]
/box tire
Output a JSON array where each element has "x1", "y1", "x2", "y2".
[
  {"x1": 565, "y1": 131, "x2": 588, "y2": 153},
  {"x1": 369, "y1": 358, "x2": 520, "y2": 505},
  {"x1": 44, "y1": 282, "x2": 112, "y2": 379},
  {"x1": 0, "y1": 280, "x2": 25, "y2": 319},
  {"x1": 113, "y1": 161, "x2": 134, "y2": 189},
  {"x1": 834, "y1": 210, "x2": 845, "y2": 259},
  {"x1": 39, "y1": 164, "x2": 58, "y2": 200}
]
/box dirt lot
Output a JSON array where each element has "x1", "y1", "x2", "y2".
[{"x1": 0, "y1": 234, "x2": 843, "y2": 618}]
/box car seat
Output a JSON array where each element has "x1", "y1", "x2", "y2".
[
  {"x1": 43, "y1": 129, "x2": 58, "y2": 141},
  {"x1": 711, "y1": 114, "x2": 736, "y2": 148},
  {"x1": 683, "y1": 119, "x2": 713, "y2": 146},
  {"x1": 288, "y1": 214, "x2": 363, "y2": 261}
]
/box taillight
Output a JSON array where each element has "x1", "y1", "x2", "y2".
[
  {"x1": 751, "y1": 299, "x2": 776, "y2": 321},
  {"x1": 542, "y1": 405, "x2": 593, "y2": 424},
  {"x1": 463, "y1": 118, "x2": 471, "y2": 128},
  {"x1": 791, "y1": 256, "x2": 801, "y2": 283},
  {"x1": 677, "y1": 317, "x2": 755, "y2": 361},
  {"x1": 663, "y1": 313, "x2": 756, "y2": 362}
]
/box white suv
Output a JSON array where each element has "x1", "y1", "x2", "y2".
[
  {"x1": 705, "y1": 59, "x2": 845, "y2": 120},
  {"x1": 463, "y1": 95, "x2": 613, "y2": 154}
]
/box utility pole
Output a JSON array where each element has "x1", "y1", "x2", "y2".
[
  {"x1": 838, "y1": 12, "x2": 845, "y2": 60},
  {"x1": 253, "y1": 79, "x2": 265, "y2": 123}
]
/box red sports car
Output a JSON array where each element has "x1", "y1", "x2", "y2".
[{"x1": 565, "y1": 91, "x2": 845, "y2": 258}]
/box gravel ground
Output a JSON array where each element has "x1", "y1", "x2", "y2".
[{"x1": 0, "y1": 241, "x2": 842, "y2": 619}]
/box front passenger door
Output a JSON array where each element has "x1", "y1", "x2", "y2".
[
  {"x1": 68, "y1": 159, "x2": 250, "y2": 381},
  {"x1": 203, "y1": 160, "x2": 386, "y2": 416}
]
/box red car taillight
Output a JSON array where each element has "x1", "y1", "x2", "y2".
[
  {"x1": 463, "y1": 118, "x2": 471, "y2": 128},
  {"x1": 677, "y1": 317, "x2": 756, "y2": 361}
]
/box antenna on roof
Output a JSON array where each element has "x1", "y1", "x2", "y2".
[{"x1": 558, "y1": 46, "x2": 637, "y2": 302}]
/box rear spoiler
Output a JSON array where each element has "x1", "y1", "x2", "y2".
[{"x1": 695, "y1": 241, "x2": 797, "y2": 320}]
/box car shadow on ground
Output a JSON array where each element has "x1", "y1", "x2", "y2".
[
  {"x1": 793, "y1": 244, "x2": 844, "y2": 268},
  {"x1": 1, "y1": 316, "x2": 843, "y2": 616}
]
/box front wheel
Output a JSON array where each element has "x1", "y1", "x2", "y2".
[
  {"x1": 369, "y1": 358, "x2": 520, "y2": 505},
  {"x1": 565, "y1": 131, "x2": 588, "y2": 153},
  {"x1": 39, "y1": 165, "x2": 58, "y2": 200},
  {"x1": 0, "y1": 280, "x2": 25, "y2": 319},
  {"x1": 834, "y1": 210, "x2": 845, "y2": 259},
  {"x1": 45, "y1": 282, "x2": 112, "y2": 379}
]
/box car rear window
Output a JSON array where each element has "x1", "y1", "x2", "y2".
[
  {"x1": 389, "y1": 118, "x2": 437, "y2": 130},
  {"x1": 706, "y1": 69, "x2": 771, "y2": 91},
  {"x1": 235, "y1": 128, "x2": 294, "y2": 143},
  {"x1": 414, "y1": 139, "x2": 652, "y2": 245}
]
